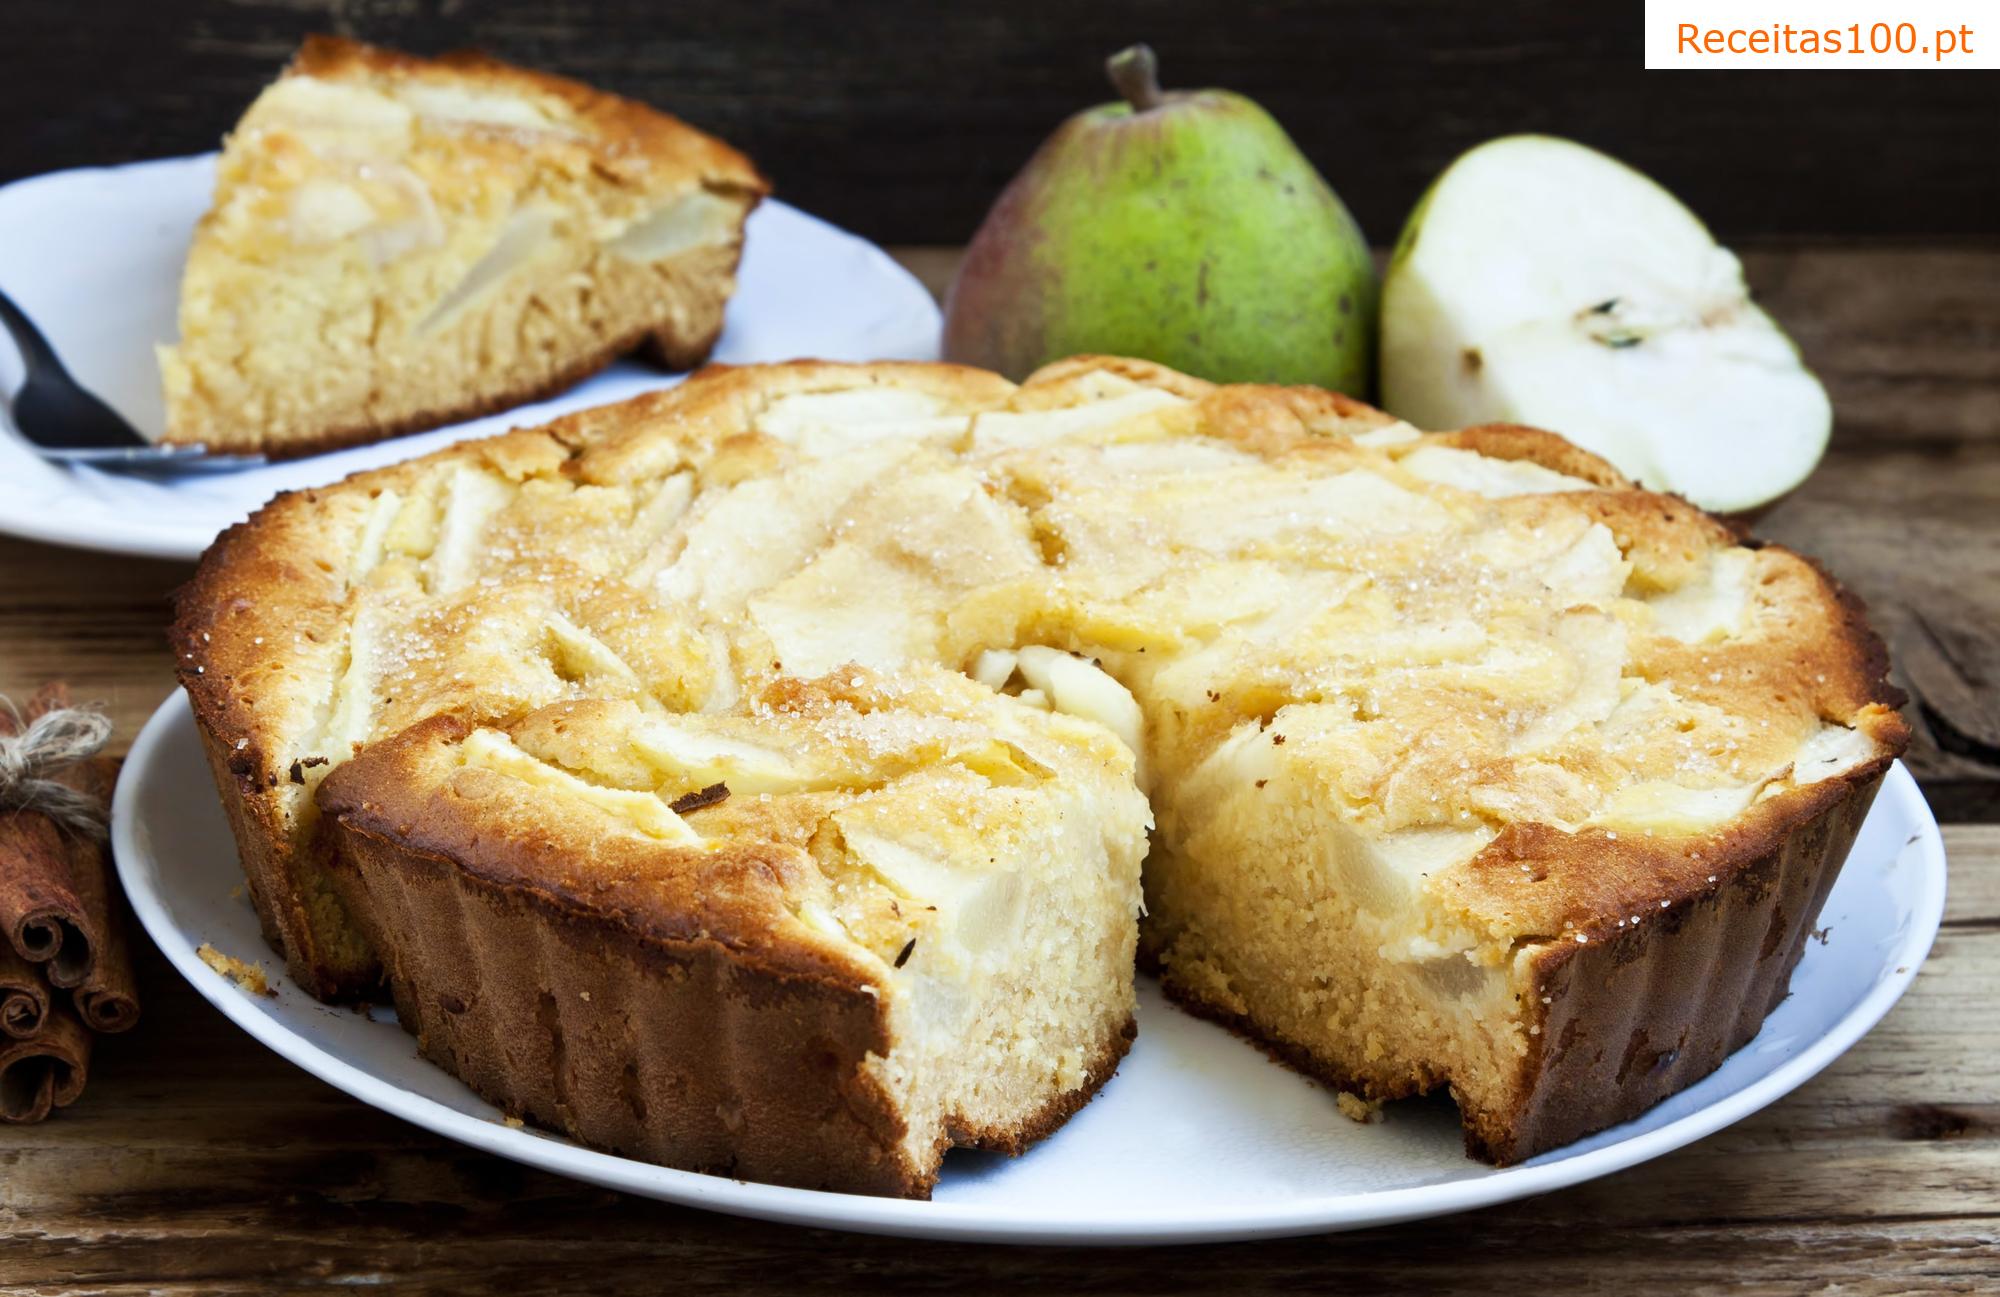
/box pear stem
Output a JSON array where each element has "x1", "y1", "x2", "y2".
[{"x1": 1107, "y1": 44, "x2": 1164, "y2": 113}]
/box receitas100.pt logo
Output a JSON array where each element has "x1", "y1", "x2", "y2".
[{"x1": 1646, "y1": 0, "x2": 1993, "y2": 67}]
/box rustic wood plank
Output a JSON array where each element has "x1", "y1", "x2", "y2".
[
  {"x1": 0, "y1": 827, "x2": 1989, "y2": 1293},
  {"x1": 0, "y1": 544, "x2": 186, "y2": 751},
  {"x1": 1706, "y1": 246, "x2": 2000, "y2": 819},
  {"x1": 4, "y1": 1, "x2": 1997, "y2": 245}
]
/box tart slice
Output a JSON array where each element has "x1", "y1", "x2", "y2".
[
  {"x1": 157, "y1": 36, "x2": 766, "y2": 457},
  {"x1": 319, "y1": 675, "x2": 1149, "y2": 1195}
]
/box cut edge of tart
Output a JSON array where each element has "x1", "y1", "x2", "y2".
[
  {"x1": 172, "y1": 355, "x2": 1907, "y2": 1194},
  {"x1": 320, "y1": 676, "x2": 1148, "y2": 1195},
  {"x1": 157, "y1": 35, "x2": 767, "y2": 457}
]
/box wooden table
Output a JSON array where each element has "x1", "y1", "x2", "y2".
[{"x1": 0, "y1": 247, "x2": 1994, "y2": 1293}]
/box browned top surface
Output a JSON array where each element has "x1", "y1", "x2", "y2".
[
  {"x1": 0, "y1": 245, "x2": 1993, "y2": 1290},
  {"x1": 172, "y1": 352, "x2": 1906, "y2": 977},
  {"x1": 287, "y1": 35, "x2": 767, "y2": 196},
  {"x1": 318, "y1": 668, "x2": 1143, "y2": 987}
]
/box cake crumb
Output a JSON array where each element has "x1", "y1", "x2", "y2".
[
  {"x1": 1335, "y1": 1092, "x2": 1383, "y2": 1124},
  {"x1": 197, "y1": 942, "x2": 273, "y2": 997},
  {"x1": 500, "y1": 1114, "x2": 526, "y2": 1130}
]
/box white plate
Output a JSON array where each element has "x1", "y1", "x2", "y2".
[
  {"x1": 112, "y1": 688, "x2": 1946, "y2": 1243},
  {"x1": 0, "y1": 155, "x2": 943, "y2": 561}
]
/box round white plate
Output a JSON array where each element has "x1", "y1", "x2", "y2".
[
  {"x1": 0, "y1": 155, "x2": 943, "y2": 561},
  {"x1": 113, "y1": 688, "x2": 1946, "y2": 1244}
]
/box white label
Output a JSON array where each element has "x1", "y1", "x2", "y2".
[{"x1": 1645, "y1": 1, "x2": 1995, "y2": 68}]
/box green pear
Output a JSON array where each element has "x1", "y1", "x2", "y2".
[{"x1": 943, "y1": 45, "x2": 1376, "y2": 394}]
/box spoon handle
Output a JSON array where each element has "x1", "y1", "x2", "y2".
[{"x1": 0, "y1": 288, "x2": 72, "y2": 383}]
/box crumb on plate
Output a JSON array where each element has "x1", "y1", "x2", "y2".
[{"x1": 197, "y1": 942, "x2": 274, "y2": 997}]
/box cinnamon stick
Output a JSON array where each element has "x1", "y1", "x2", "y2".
[
  {"x1": 63, "y1": 757, "x2": 139, "y2": 1033},
  {"x1": 0, "y1": 686, "x2": 98, "y2": 986},
  {"x1": 0, "y1": 1000, "x2": 89, "y2": 1123},
  {"x1": 0, "y1": 683, "x2": 145, "y2": 1119},
  {"x1": 0, "y1": 944, "x2": 49, "y2": 1039},
  {"x1": 0, "y1": 684, "x2": 140, "y2": 1033},
  {"x1": 0, "y1": 817, "x2": 88, "y2": 980}
]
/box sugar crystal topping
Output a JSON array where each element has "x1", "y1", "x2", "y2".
[{"x1": 238, "y1": 361, "x2": 1890, "y2": 951}]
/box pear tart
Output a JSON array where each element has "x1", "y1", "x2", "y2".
[
  {"x1": 158, "y1": 37, "x2": 766, "y2": 457},
  {"x1": 174, "y1": 357, "x2": 1906, "y2": 1194}
]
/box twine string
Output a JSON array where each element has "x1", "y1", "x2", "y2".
[{"x1": 0, "y1": 698, "x2": 112, "y2": 839}]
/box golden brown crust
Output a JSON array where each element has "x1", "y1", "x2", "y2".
[
  {"x1": 1023, "y1": 354, "x2": 1218, "y2": 401},
  {"x1": 316, "y1": 711, "x2": 1135, "y2": 1196},
  {"x1": 290, "y1": 35, "x2": 768, "y2": 197},
  {"x1": 1481, "y1": 762, "x2": 1886, "y2": 1163},
  {"x1": 174, "y1": 355, "x2": 1908, "y2": 1187},
  {"x1": 174, "y1": 484, "x2": 398, "y2": 999},
  {"x1": 317, "y1": 713, "x2": 871, "y2": 986},
  {"x1": 1434, "y1": 538, "x2": 1907, "y2": 944},
  {"x1": 329, "y1": 801, "x2": 920, "y2": 1193},
  {"x1": 1429, "y1": 422, "x2": 1634, "y2": 488}
]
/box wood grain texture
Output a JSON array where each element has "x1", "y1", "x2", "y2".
[
  {"x1": 0, "y1": 828, "x2": 1987, "y2": 1293},
  {"x1": 1735, "y1": 247, "x2": 2000, "y2": 820},
  {"x1": 3, "y1": 1, "x2": 1997, "y2": 244}
]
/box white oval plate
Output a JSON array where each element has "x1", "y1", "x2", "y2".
[
  {"x1": 113, "y1": 689, "x2": 1946, "y2": 1244},
  {"x1": 0, "y1": 155, "x2": 942, "y2": 561}
]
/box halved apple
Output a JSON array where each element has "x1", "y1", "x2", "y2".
[{"x1": 1380, "y1": 135, "x2": 1830, "y2": 514}]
